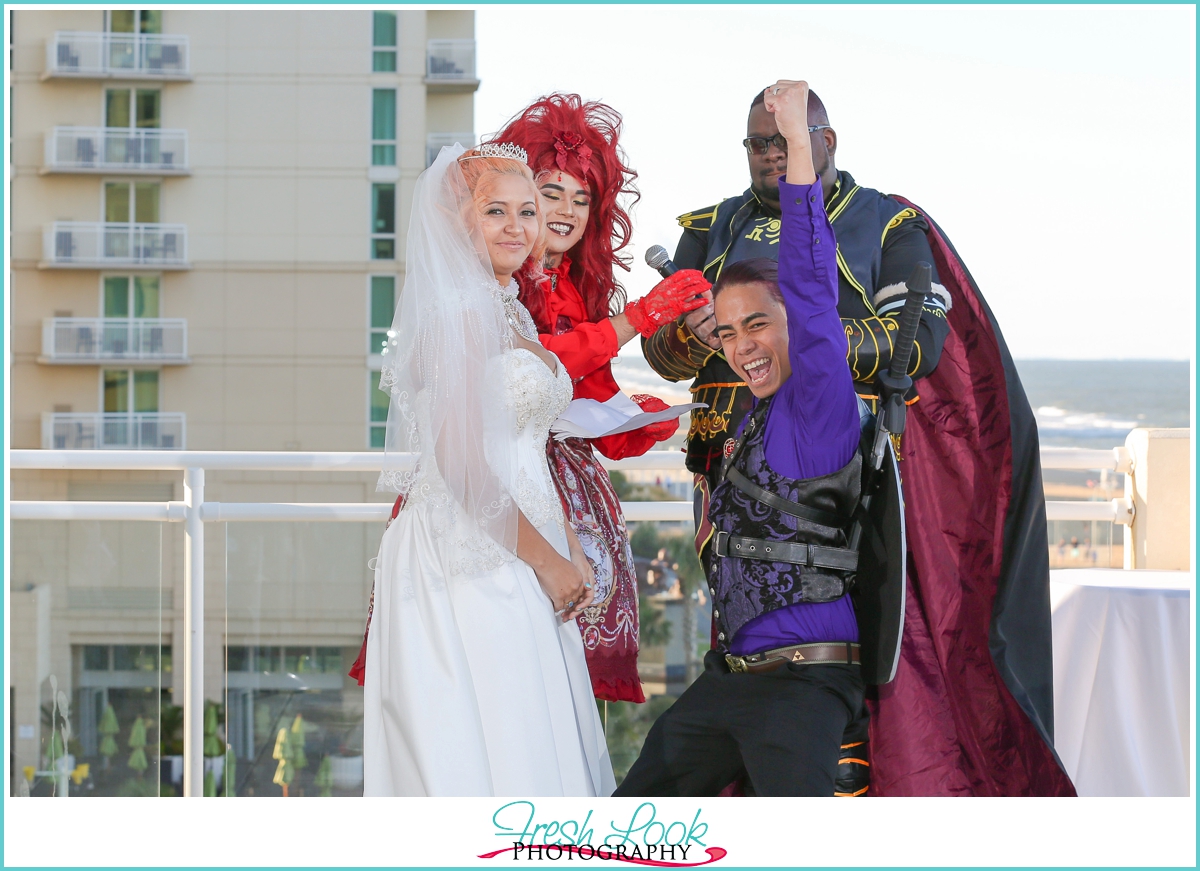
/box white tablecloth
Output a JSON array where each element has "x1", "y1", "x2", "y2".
[{"x1": 1050, "y1": 569, "x2": 1192, "y2": 796}]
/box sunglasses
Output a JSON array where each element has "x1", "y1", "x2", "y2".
[{"x1": 742, "y1": 127, "x2": 831, "y2": 156}]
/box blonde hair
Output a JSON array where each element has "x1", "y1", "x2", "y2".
[{"x1": 456, "y1": 150, "x2": 548, "y2": 279}]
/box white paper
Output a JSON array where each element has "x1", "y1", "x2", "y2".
[{"x1": 551, "y1": 394, "x2": 707, "y2": 440}]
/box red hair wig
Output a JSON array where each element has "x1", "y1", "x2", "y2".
[{"x1": 495, "y1": 94, "x2": 639, "y2": 330}]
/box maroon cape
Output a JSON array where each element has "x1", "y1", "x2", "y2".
[{"x1": 866, "y1": 197, "x2": 1075, "y2": 795}]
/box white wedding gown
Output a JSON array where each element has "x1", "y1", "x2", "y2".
[{"x1": 363, "y1": 348, "x2": 616, "y2": 796}]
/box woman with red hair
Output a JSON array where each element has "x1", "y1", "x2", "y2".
[{"x1": 497, "y1": 94, "x2": 708, "y2": 703}]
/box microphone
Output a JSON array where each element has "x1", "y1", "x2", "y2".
[{"x1": 644, "y1": 245, "x2": 678, "y2": 278}]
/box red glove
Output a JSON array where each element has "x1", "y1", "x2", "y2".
[
  {"x1": 630, "y1": 393, "x2": 679, "y2": 442},
  {"x1": 624, "y1": 270, "x2": 711, "y2": 338}
]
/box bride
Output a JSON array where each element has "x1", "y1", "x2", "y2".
[{"x1": 363, "y1": 142, "x2": 616, "y2": 797}]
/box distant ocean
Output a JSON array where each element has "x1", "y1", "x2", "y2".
[
  {"x1": 1016, "y1": 360, "x2": 1191, "y2": 448},
  {"x1": 611, "y1": 354, "x2": 1192, "y2": 450}
]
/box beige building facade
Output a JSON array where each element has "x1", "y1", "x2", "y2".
[{"x1": 9, "y1": 8, "x2": 478, "y2": 796}]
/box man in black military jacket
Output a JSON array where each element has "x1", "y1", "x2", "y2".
[{"x1": 643, "y1": 89, "x2": 952, "y2": 504}]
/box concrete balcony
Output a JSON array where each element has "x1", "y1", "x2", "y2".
[
  {"x1": 43, "y1": 127, "x2": 189, "y2": 175},
  {"x1": 42, "y1": 222, "x2": 189, "y2": 270},
  {"x1": 41, "y1": 318, "x2": 188, "y2": 365},
  {"x1": 43, "y1": 31, "x2": 190, "y2": 80},
  {"x1": 424, "y1": 39, "x2": 478, "y2": 92},
  {"x1": 42, "y1": 412, "x2": 186, "y2": 450}
]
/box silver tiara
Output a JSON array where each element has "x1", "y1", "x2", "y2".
[{"x1": 461, "y1": 141, "x2": 528, "y2": 164}]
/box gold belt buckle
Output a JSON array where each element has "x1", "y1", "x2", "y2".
[{"x1": 725, "y1": 654, "x2": 749, "y2": 674}]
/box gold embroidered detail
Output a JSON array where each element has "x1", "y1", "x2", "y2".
[
  {"x1": 880, "y1": 207, "x2": 919, "y2": 244},
  {"x1": 687, "y1": 410, "x2": 731, "y2": 440},
  {"x1": 743, "y1": 216, "x2": 782, "y2": 245}
]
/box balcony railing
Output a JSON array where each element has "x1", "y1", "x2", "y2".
[
  {"x1": 41, "y1": 412, "x2": 186, "y2": 450},
  {"x1": 43, "y1": 222, "x2": 188, "y2": 269},
  {"x1": 7, "y1": 436, "x2": 1185, "y2": 798},
  {"x1": 426, "y1": 132, "x2": 473, "y2": 167},
  {"x1": 44, "y1": 31, "x2": 190, "y2": 79},
  {"x1": 44, "y1": 127, "x2": 189, "y2": 174},
  {"x1": 9, "y1": 436, "x2": 1185, "y2": 806},
  {"x1": 42, "y1": 318, "x2": 188, "y2": 364},
  {"x1": 424, "y1": 39, "x2": 477, "y2": 86}
]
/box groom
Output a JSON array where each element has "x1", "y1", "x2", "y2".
[{"x1": 615, "y1": 79, "x2": 867, "y2": 796}]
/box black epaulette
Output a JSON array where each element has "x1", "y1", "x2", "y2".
[{"x1": 676, "y1": 202, "x2": 722, "y2": 232}]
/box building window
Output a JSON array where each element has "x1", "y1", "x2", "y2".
[
  {"x1": 369, "y1": 275, "x2": 396, "y2": 356},
  {"x1": 369, "y1": 370, "x2": 389, "y2": 448},
  {"x1": 113, "y1": 644, "x2": 161, "y2": 671},
  {"x1": 83, "y1": 645, "x2": 111, "y2": 671},
  {"x1": 107, "y1": 10, "x2": 162, "y2": 35},
  {"x1": 103, "y1": 368, "x2": 159, "y2": 413},
  {"x1": 226, "y1": 645, "x2": 342, "y2": 674},
  {"x1": 372, "y1": 89, "x2": 396, "y2": 166},
  {"x1": 105, "y1": 87, "x2": 160, "y2": 129},
  {"x1": 104, "y1": 181, "x2": 160, "y2": 223},
  {"x1": 372, "y1": 11, "x2": 397, "y2": 71},
  {"x1": 104, "y1": 275, "x2": 160, "y2": 318},
  {"x1": 371, "y1": 183, "x2": 395, "y2": 259}
]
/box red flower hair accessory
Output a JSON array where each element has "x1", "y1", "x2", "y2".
[{"x1": 553, "y1": 130, "x2": 593, "y2": 178}]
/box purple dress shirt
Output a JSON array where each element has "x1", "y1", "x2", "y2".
[{"x1": 728, "y1": 177, "x2": 861, "y2": 655}]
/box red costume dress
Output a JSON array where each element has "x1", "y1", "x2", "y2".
[{"x1": 539, "y1": 256, "x2": 657, "y2": 703}]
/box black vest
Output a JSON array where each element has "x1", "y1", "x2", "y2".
[{"x1": 706, "y1": 397, "x2": 862, "y2": 650}]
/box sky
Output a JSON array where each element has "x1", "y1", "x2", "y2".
[{"x1": 473, "y1": 4, "x2": 1196, "y2": 361}]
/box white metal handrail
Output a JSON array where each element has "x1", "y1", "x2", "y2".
[
  {"x1": 12, "y1": 500, "x2": 187, "y2": 522},
  {"x1": 42, "y1": 317, "x2": 187, "y2": 363},
  {"x1": 8, "y1": 498, "x2": 1131, "y2": 525},
  {"x1": 8, "y1": 446, "x2": 1129, "y2": 473},
  {"x1": 45, "y1": 31, "x2": 190, "y2": 78},
  {"x1": 43, "y1": 222, "x2": 189, "y2": 268},
  {"x1": 6, "y1": 442, "x2": 1136, "y2": 798},
  {"x1": 426, "y1": 131, "x2": 473, "y2": 167},
  {"x1": 44, "y1": 126, "x2": 188, "y2": 173}
]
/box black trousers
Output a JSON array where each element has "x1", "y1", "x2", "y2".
[{"x1": 615, "y1": 650, "x2": 866, "y2": 797}]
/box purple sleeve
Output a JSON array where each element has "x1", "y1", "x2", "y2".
[{"x1": 763, "y1": 177, "x2": 860, "y2": 480}]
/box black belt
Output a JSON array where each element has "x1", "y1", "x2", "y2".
[{"x1": 713, "y1": 530, "x2": 859, "y2": 571}]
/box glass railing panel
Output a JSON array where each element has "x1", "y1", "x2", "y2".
[
  {"x1": 1043, "y1": 466, "x2": 1126, "y2": 568},
  {"x1": 9, "y1": 520, "x2": 166, "y2": 796},
  {"x1": 220, "y1": 516, "x2": 713, "y2": 792},
  {"x1": 221, "y1": 522, "x2": 380, "y2": 796},
  {"x1": 610, "y1": 519, "x2": 709, "y2": 786}
]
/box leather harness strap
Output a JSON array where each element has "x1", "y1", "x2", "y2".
[{"x1": 725, "y1": 466, "x2": 847, "y2": 531}]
